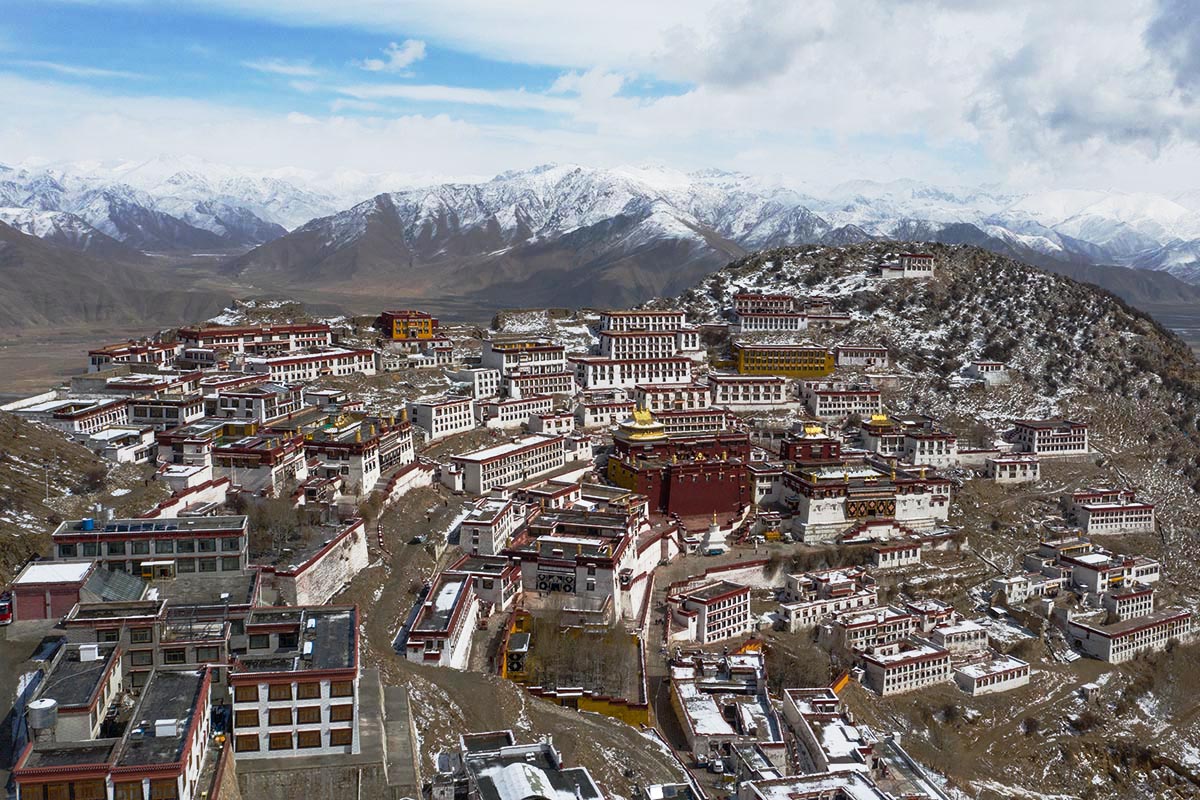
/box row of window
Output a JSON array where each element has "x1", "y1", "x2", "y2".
[
  {"x1": 233, "y1": 680, "x2": 354, "y2": 702},
  {"x1": 234, "y1": 704, "x2": 353, "y2": 726},
  {"x1": 20, "y1": 779, "x2": 179, "y2": 800},
  {"x1": 58, "y1": 537, "x2": 240, "y2": 558}
]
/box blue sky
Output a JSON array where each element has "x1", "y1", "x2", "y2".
[{"x1": 1, "y1": 0, "x2": 1198, "y2": 193}]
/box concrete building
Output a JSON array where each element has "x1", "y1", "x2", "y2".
[
  {"x1": 986, "y1": 454, "x2": 1040, "y2": 484},
  {"x1": 481, "y1": 339, "x2": 568, "y2": 377},
  {"x1": 1065, "y1": 488, "x2": 1155, "y2": 534},
  {"x1": 13, "y1": 668, "x2": 216, "y2": 800},
  {"x1": 51, "y1": 516, "x2": 249, "y2": 577},
  {"x1": 1011, "y1": 419, "x2": 1089, "y2": 456},
  {"x1": 431, "y1": 730, "x2": 603, "y2": 800},
  {"x1": 405, "y1": 573, "x2": 481, "y2": 669},
  {"x1": 570, "y1": 356, "x2": 693, "y2": 390},
  {"x1": 451, "y1": 435, "x2": 567, "y2": 495},
  {"x1": 879, "y1": 252, "x2": 936, "y2": 279},
  {"x1": 229, "y1": 606, "x2": 361, "y2": 758},
  {"x1": 599, "y1": 309, "x2": 688, "y2": 332},
  {"x1": 800, "y1": 380, "x2": 882, "y2": 419},
  {"x1": 965, "y1": 360, "x2": 1009, "y2": 385},
  {"x1": 476, "y1": 396, "x2": 555, "y2": 429},
  {"x1": 461, "y1": 492, "x2": 526, "y2": 556},
  {"x1": 708, "y1": 374, "x2": 791, "y2": 410},
  {"x1": 408, "y1": 395, "x2": 477, "y2": 441},
  {"x1": 666, "y1": 580, "x2": 753, "y2": 644},
  {"x1": 859, "y1": 639, "x2": 951, "y2": 695},
  {"x1": 1067, "y1": 609, "x2": 1192, "y2": 663},
  {"x1": 954, "y1": 655, "x2": 1030, "y2": 696},
  {"x1": 245, "y1": 348, "x2": 377, "y2": 382},
  {"x1": 178, "y1": 322, "x2": 332, "y2": 354}
]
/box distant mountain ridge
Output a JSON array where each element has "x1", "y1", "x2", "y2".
[{"x1": 221, "y1": 164, "x2": 1200, "y2": 309}]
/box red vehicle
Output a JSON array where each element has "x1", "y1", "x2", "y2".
[{"x1": 0, "y1": 592, "x2": 12, "y2": 626}]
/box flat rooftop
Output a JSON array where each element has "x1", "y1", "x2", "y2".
[
  {"x1": 55, "y1": 516, "x2": 247, "y2": 536},
  {"x1": 115, "y1": 669, "x2": 207, "y2": 767},
  {"x1": 38, "y1": 644, "x2": 119, "y2": 709},
  {"x1": 237, "y1": 607, "x2": 357, "y2": 672},
  {"x1": 19, "y1": 739, "x2": 119, "y2": 771},
  {"x1": 156, "y1": 571, "x2": 259, "y2": 607},
  {"x1": 14, "y1": 561, "x2": 92, "y2": 585}
]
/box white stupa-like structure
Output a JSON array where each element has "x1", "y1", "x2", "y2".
[{"x1": 701, "y1": 512, "x2": 729, "y2": 554}]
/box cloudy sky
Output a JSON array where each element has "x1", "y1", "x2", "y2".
[{"x1": 2, "y1": 0, "x2": 1198, "y2": 193}]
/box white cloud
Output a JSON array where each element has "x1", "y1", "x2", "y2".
[
  {"x1": 335, "y1": 82, "x2": 576, "y2": 113},
  {"x1": 10, "y1": 59, "x2": 142, "y2": 80},
  {"x1": 242, "y1": 57, "x2": 320, "y2": 77},
  {"x1": 357, "y1": 39, "x2": 426, "y2": 73},
  {"x1": 10, "y1": 1, "x2": 1200, "y2": 195}
]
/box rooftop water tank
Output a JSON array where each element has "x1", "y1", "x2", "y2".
[
  {"x1": 81, "y1": 518, "x2": 95, "y2": 532},
  {"x1": 27, "y1": 698, "x2": 58, "y2": 731}
]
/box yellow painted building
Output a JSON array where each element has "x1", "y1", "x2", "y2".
[
  {"x1": 732, "y1": 343, "x2": 834, "y2": 377},
  {"x1": 381, "y1": 309, "x2": 437, "y2": 340}
]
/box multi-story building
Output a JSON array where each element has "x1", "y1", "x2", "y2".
[
  {"x1": 570, "y1": 356, "x2": 693, "y2": 390},
  {"x1": 404, "y1": 573, "x2": 480, "y2": 669},
  {"x1": 212, "y1": 433, "x2": 308, "y2": 496},
  {"x1": 447, "y1": 367, "x2": 502, "y2": 400},
  {"x1": 1011, "y1": 419, "x2": 1089, "y2": 455},
  {"x1": 929, "y1": 619, "x2": 988, "y2": 654},
  {"x1": 823, "y1": 606, "x2": 916, "y2": 653},
  {"x1": 779, "y1": 567, "x2": 878, "y2": 633},
  {"x1": 450, "y1": 434, "x2": 567, "y2": 494},
  {"x1": 245, "y1": 348, "x2": 377, "y2": 382},
  {"x1": 800, "y1": 380, "x2": 882, "y2": 419},
  {"x1": 303, "y1": 415, "x2": 414, "y2": 498},
  {"x1": 1102, "y1": 584, "x2": 1156, "y2": 621},
  {"x1": 14, "y1": 397, "x2": 130, "y2": 436},
  {"x1": 731, "y1": 343, "x2": 834, "y2": 378},
  {"x1": 783, "y1": 462, "x2": 951, "y2": 542},
  {"x1": 986, "y1": 454, "x2": 1040, "y2": 484},
  {"x1": 126, "y1": 395, "x2": 206, "y2": 432},
  {"x1": 481, "y1": 339, "x2": 568, "y2": 376},
  {"x1": 1064, "y1": 487, "x2": 1155, "y2": 534},
  {"x1": 210, "y1": 383, "x2": 304, "y2": 423},
  {"x1": 901, "y1": 430, "x2": 958, "y2": 468},
  {"x1": 29, "y1": 642, "x2": 125, "y2": 742},
  {"x1": 503, "y1": 370, "x2": 577, "y2": 399},
  {"x1": 708, "y1": 374, "x2": 791, "y2": 410},
  {"x1": 1067, "y1": 608, "x2": 1192, "y2": 663},
  {"x1": 408, "y1": 395, "x2": 477, "y2": 441},
  {"x1": 575, "y1": 397, "x2": 636, "y2": 428},
  {"x1": 734, "y1": 310, "x2": 808, "y2": 333},
  {"x1": 599, "y1": 330, "x2": 697, "y2": 360},
  {"x1": 954, "y1": 656, "x2": 1031, "y2": 696},
  {"x1": 380, "y1": 309, "x2": 438, "y2": 340},
  {"x1": 475, "y1": 395, "x2": 555, "y2": 429},
  {"x1": 879, "y1": 252, "x2": 936, "y2": 279},
  {"x1": 12, "y1": 667, "x2": 216, "y2": 800},
  {"x1": 599, "y1": 309, "x2": 688, "y2": 332},
  {"x1": 966, "y1": 360, "x2": 1009, "y2": 385},
  {"x1": 733, "y1": 293, "x2": 798, "y2": 315},
  {"x1": 50, "y1": 515, "x2": 249, "y2": 576},
  {"x1": 859, "y1": 639, "x2": 951, "y2": 695},
  {"x1": 528, "y1": 412, "x2": 575, "y2": 436},
  {"x1": 633, "y1": 383, "x2": 710, "y2": 413},
  {"x1": 871, "y1": 540, "x2": 922, "y2": 569},
  {"x1": 460, "y1": 492, "x2": 526, "y2": 556},
  {"x1": 666, "y1": 580, "x2": 753, "y2": 644},
  {"x1": 229, "y1": 606, "x2": 361, "y2": 758},
  {"x1": 87, "y1": 340, "x2": 180, "y2": 373},
  {"x1": 833, "y1": 345, "x2": 890, "y2": 369},
  {"x1": 177, "y1": 322, "x2": 332, "y2": 354}
]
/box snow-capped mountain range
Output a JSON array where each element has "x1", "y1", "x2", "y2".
[{"x1": 4, "y1": 158, "x2": 1200, "y2": 289}]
